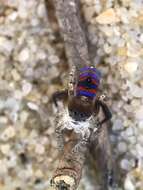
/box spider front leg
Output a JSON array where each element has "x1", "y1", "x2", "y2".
[
  {"x1": 52, "y1": 89, "x2": 68, "y2": 107},
  {"x1": 94, "y1": 97, "x2": 112, "y2": 127},
  {"x1": 98, "y1": 100, "x2": 112, "y2": 125},
  {"x1": 91, "y1": 97, "x2": 117, "y2": 189}
]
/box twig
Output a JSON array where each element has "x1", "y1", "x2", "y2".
[
  {"x1": 52, "y1": 0, "x2": 91, "y2": 71},
  {"x1": 49, "y1": 129, "x2": 90, "y2": 190}
]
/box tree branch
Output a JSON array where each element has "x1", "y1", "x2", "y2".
[
  {"x1": 50, "y1": 129, "x2": 90, "y2": 190},
  {"x1": 52, "y1": 0, "x2": 91, "y2": 71}
]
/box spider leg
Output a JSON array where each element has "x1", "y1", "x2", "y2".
[
  {"x1": 52, "y1": 89, "x2": 68, "y2": 107},
  {"x1": 94, "y1": 99, "x2": 100, "y2": 115},
  {"x1": 94, "y1": 100, "x2": 112, "y2": 126},
  {"x1": 99, "y1": 100, "x2": 112, "y2": 125},
  {"x1": 90, "y1": 104, "x2": 117, "y2": 189}
]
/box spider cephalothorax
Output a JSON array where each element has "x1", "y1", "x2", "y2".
[{"x1": 68, "y1": 96, "x2": 94, "y2": 121}]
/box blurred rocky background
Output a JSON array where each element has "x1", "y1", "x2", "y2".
[{"x1": 0, "y1": 0, "x2": 143, "y2": 189}]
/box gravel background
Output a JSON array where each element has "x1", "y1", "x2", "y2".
[{"x1": 0, "y1": 0, "x2": 143, "y2": 190}]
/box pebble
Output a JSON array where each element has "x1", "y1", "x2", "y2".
[
  {"x1": 42, "y1": 95, "x2": 49, "y2": 104},
  {"x1": 127, "y1": 136, "x2": 136, "y2": 145},
  {"x1": 117, "y1": 47, "x2": 127, "y2": 56},
  {"x1": 84, "y1": 6, "x2": 96, "y2": 22},
  {"x1": 18, "y1": 165, "x2": 34, "y2": 180},
  {"x1": 18, "y1": 5, "x2": 28, "y2": 19},
  {"x1": 124, "y1": 175, "x2": 135, "y2": 190},
  {"x1": 35, "y1": 144, "x2": 45, "y2": 155},
  {"x1": 20, "y1": 111, "x2": 29, "y2": 123},
  {"x1": 11, "y1": 69, "x2": 21, "y2": 81},
  {"x1": 103, "y1": 43, "x2": 112, "y2": 54},
  {"x1": 136, "y1": 144, "x2": 143, "y2": 157},
  {"x1": 95, "y1": 8, "x2": 120, "y2": 24},
  {"x1": 0, "y1": 36, "x2": 14, "y2": 55},
  {"x1": 22, "y1": 81, "x2": 32, "y2": 96},
  {"x1": 125, "y1": 127, "x2": 134, "y2": 137},
  {"x1": 48, "y1": 55, "x2": 60, "y2": 64},
  {"x1": 25, "y1": 68, "x2": 34, "y2": 77},
  {"x1": 7, "y1": 11, "x2": 18, "y2": 21},
  {"x1": 0, "y1": 126, "x2": 16, "y2": 141},
  {"x1": 139, "y1": 33, "x2": 143, "y2": 43},
  {"x1": 0, "y1": 144, "x2": 10, "y2": 155},
  {"x1": 110, "y1": 135, "x2": 117, "y2": 143},
  {"x1": 123, "y1": 119, "x2": 132, "y2": 127},
  {"x1": 37, "y1": 4, "x2": 46, "y2": 18},
  {"x1": 127, "y1": 44, "x2": 141, "y2": 58},
  {"x1": 0, "y1": 116, "x2": 8, "y2": 124},
  {"x1": 18, "y1": 48, "x2": 30, "y2": 62},
  {"x1": 31, "y1": 18, "x2": 40, "y2": 26},
  {"x1": 124, "y1": 61, "x2": 138, "y2": 74},
  {"x1": 19, "y1": 128, "x2": 29, "y2": 139},
  {"x1": 131, "y1": 99, "x2": 140, "y2": 107},
  {"x1": 5, "y1": 98, "x2": 20, "y2": 112},
  {"x1": 14, "y1": 90, "x2": 23, "y2": 100},
  {"x1": 112, "y1": 119, "x2": 123, "y2": 131},
  {"x1": 120, "y1": 159, "x2": 132, "y2": 171},
  {"x1": 117, "y1": 142, "x2": 127, "y2": 153},
  {"x1": 0, "y1": 160, "x2": 8, "y2": 174},
  {"x1": 127, "y1": 81, "x2": 143, "y2": 98},
  {"x1": 35, "y1": 169, "x2": 43, "y2": 178},
  {"x1": 27, "y1": 102, "x2": 39, "y2": 111},
  {"x1": 37, "y1": 51, "x2": 47, "y2": 60},
  {"x1": 135, "y1": 107, "x2": 143, "y2": 120},
  {"x1": 132, "y1": 86, "x2": 143, "y2": 98},
  {"x1": 138, "y1": 121, "x2": 143, "y2": 130}
]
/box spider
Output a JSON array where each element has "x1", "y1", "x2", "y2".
[{"x1": 52, "y1": 66, "x2": 112, "y2": 127}]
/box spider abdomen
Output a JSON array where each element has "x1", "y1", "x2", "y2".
[{"x1": 76, "y1": 66, "x2": 101, "y2": 98}]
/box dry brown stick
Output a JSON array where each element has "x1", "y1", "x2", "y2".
[
  {"x1": 52, "y1": 0, "x2": 91, "y2": 71},
  {"x1": 49, "y1": 129, "x2": 91, "y2": 190}
]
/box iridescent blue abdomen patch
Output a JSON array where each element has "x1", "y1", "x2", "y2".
[{"x1": 76, "y1": 66, "x2": 101, "y2": 98}]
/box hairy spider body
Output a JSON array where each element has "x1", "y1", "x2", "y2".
[{"x1": 53, "y1": 66, "x2": 112, "y2": 123}]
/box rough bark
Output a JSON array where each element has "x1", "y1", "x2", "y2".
[
  {"x1": 51, "y1": 0, "x2": 91, "y2": 71},
  {"x1": 50, "y1": 129, "x2": 90, "y2": 190}
]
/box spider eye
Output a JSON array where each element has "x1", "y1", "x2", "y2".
[
  {"x1": 101, "y1": 95, "x2": 105, "y2": 98},
  {"x1": 74, "y1": 111, "x2": 77, "y2": 116},
  {"x1": 80, "y1": 113, "x2": 84, "y2": 117},
  {"x1": 86, "y1": 77, "x2": 92, "y2": 83}
]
